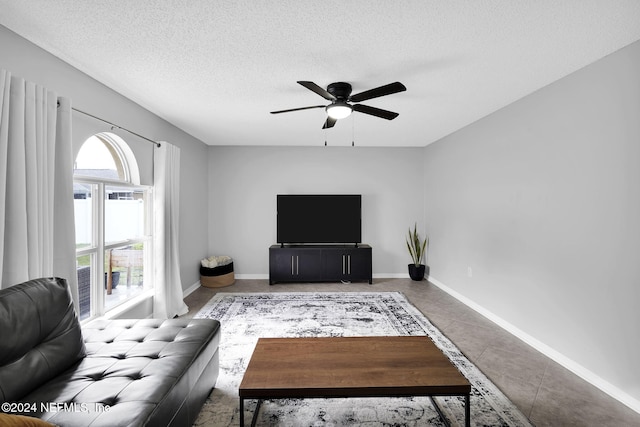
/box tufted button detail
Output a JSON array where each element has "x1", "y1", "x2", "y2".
[{"x1": 101, "y1": 397, "x2": 117, "y2": 407}]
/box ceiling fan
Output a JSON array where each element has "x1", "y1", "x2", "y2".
[{"x1": 270, "y1": 81, "x2": 406, "y2": 129}]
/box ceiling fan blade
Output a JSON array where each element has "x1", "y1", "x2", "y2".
[
  {"x1": 270, "y1": 105, "x2": 326, "y2": 114},
  {"x1": 298, "y1": 81, "x2": 336, "y2": 100},
  {"x1": 322, "y1": 116, "x2": 337, "y2": 129},
  {"x1": 352, "y1": 104, "x2": 399, "y2": 120},
  {"x1": 349, "y1": 82, "x2": 406, "y2": 103}
]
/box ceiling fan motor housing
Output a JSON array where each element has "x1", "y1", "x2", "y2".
[{"x1": 327, "y1": 82, "x2": 353, "y2": 100}]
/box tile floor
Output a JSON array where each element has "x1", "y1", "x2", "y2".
[{"x1": 183, "y1": 278, "x2": 640, "y2": 427}]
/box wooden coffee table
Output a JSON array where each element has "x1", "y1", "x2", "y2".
[{"x1": 239, "y1": 336, "x2": 471, "y2": 427}]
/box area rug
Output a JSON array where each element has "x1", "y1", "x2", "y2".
[{"x1": 193, "y1": 292, "x2": 533, "y2": 427}]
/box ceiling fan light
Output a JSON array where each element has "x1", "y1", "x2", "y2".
[{"x1": 326, "y1": 102, "x2": 352, "y2": 120}]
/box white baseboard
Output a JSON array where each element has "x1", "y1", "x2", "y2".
[
  {"x1": 427, "y1": 275, "x2": 640, "y2": 415},
  {"x1": 373, "y1": 273, "x2": 409, "y2": 279},
  {"x1": 234, "y1": 273, "x2": 269, "y2": 280},
  {"x1": 183, "y1": 280, "x2": 202, "y2": 297}
]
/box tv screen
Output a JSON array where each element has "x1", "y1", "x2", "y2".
[{"x1": 277, "y1": 194, "x2": 361, "y2": 244}]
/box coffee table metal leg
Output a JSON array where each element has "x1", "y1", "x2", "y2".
[
  {"x1": 429, "y1": 396, "x2": 450, "y2": 427},
  {"x1": 429, "y1": 395, "x2": 470, "y2": 427},
  {"x1": 239, "y1": 399, "x2": 263, "y2": 427},
  {"x1": 250, "y1": 399, "x2": 263, "y2": 427},
  {"x1": 465, "y1": 393, "x2": 470, "y2": 427}
]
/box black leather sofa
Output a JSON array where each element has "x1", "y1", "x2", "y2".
[{"x1": 0, "y1": 277, "x2": 220, "y2": 427}]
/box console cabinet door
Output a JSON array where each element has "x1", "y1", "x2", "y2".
[
  {"x1": 344, "y1": 248, "x2": 372, "y2": 283},
  {"x1": 271, "y1": 249, "x2": 294, "y2": 281},
  {"x1": 322, "y1": 248, "x2": 372, "y2": 283},
  {"x1": 295, "y1": 249, "x2": 323, "y2": 280},
  {"x1": 270, "y1": 248, "x2": 322, "y2": 283},
  {"x1": 321, "y1": 250, "x2": 349, "y2": 281}
]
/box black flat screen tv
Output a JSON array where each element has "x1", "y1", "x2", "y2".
[{"x1": 277, "y1": 194, "x2": 361, "y2": 244}]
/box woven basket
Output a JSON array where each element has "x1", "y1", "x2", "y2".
[{"x1": 200, "y1": 262, "x2": 235, "y2": 288}]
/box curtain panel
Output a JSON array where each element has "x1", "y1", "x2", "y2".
[
  {"x1": 153, "y1": 142, "x2": 188, "y2": 318},
  {"x1": 0, "y1": 69, "x2": 78, "y2": 308}
]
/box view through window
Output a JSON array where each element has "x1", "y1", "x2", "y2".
[{"x1": 74, "y1": 134, "x2": 151, "y2": 321}]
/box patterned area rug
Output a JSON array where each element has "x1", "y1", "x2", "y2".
[{"x1": 194, "y1": 292, "x2": 533, "y2": 427}]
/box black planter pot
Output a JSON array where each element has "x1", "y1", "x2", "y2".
[{"x1": 408, "y1": 264, "x2": 427, "y2": 281}]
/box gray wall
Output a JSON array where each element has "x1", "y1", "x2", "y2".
[
  {"x1": 208, "y1": 146, "x2": 424, "y2": 276},
  {"x1": 0, "y1": 25, "x2": 210, "y2": 293},
  {"x1": 423, "y1": 40, "x2": 640, "y2": 405}
]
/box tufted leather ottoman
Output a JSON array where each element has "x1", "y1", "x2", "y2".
[{"x1": 0, "y1": 278, "x2": 220, "y2": 427}]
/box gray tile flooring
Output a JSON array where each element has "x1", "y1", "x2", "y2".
[{"x1": 183, "y1": 278, "x2": 640, "y2": 426}]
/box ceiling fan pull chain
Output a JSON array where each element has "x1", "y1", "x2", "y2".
[{"x1": 352, "y1": 114, "x2": 355, "y2": 147}]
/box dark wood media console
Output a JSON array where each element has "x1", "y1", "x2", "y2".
[{"x1": 269, "y1": 244, "x2": 372, "y2": 285}]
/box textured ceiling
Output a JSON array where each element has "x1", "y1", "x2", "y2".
[{"x1": 1, "y1": 1, "x2": 640, "y2": 147}]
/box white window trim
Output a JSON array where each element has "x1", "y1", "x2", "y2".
[
  {"x1": 74, "y1": 132, "x2": 151, "y2": 321},
  {"x1": 75, "y1": 179, "x2": 153, "y2": 321}
]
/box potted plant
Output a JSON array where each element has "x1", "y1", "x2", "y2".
[{"x1": 406, "y1": 223, "x2": 429, "y2": 281}]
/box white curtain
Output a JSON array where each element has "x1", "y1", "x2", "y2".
[
  {"x1": 153, "y1": 142, "x2": 188, "y2": 318},
  {"x1": 0, "y1": 69, "x2": 78, "y2": 307}
]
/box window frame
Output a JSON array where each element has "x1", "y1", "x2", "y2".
[{"x1": 74, "y1": 134, "x2": 152, "y2": 321}]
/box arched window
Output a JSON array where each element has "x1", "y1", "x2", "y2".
[
  {"x1": 74, "y1": 133, "x2": 151, "y2": 321},
  {"x1": 74, "y1": 133, "x2": 140, "y2": 184}
]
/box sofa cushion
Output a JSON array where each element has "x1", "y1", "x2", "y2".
[
  {"x1": 0, "y1": 277, "x2": 86, "y2": 403},
  {"x1": 19, "y1": 318, "x2": 220, "y2": 427}
]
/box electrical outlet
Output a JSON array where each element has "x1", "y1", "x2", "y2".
[{"x1": 467, "y1": 267, "x2": 473, "y2": 278}]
